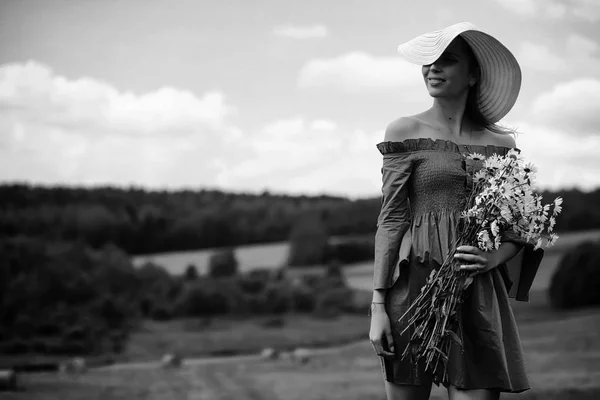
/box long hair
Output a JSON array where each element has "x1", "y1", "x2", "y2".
[{"x1": 462, "y1": 38, "x2": 516, "y2": 136}]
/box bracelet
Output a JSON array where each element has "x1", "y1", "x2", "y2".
[{"x1": 368, "y1": 301, "x2": 386, "y2": 317}]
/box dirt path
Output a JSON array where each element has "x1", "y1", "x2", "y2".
[{"x1": 97, "y1": 340, "x2": 370, "y2": 371}]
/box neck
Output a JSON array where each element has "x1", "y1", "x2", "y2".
[{"x1": 430, "y1": 94, "x2": 470, "y2": 137}]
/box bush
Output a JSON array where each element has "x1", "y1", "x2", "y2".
[
  {"x1": 237, "y1": 275, "x2": 267, "y2": 294},
  {"x1": 175, "y1": 281, "x2": 231, "y2": 317},
  {"x1": 184, "y1": 264, "x2": 199, "y2": 281},
  {"x1": 549, "y1": 240, "x2": 600, "y2": 309},
  {"x1": 314, "y1": 275, "x2": 347, "y2": 292},
  {"x1": 137, "y1": 262, "x2": 182, "y2": 319},
  {"x1": 12, "y1": 315, "x2": 36, "y2": 339},
  {"x1": 315, "y1": 287, "x2": 355, "y2": 316},
  {"x1": 0, "y1": 237, "x2": 140, "y2": 356},
  {"x1": 326, "y1": 260, "x2": 343, "y2": 279},
  {"x1": 287, "y1": 212, "x2": 329, "y2": 267},
  {"x1": 208, "y1": 248, "x2": 238, "y2": 278},
  {"x1": 1, "y1": 339, "x2": 31, "y2": 354},
  {"x1": 31, "y1": 338, "x2": 49, "y2": 353},
  {"x1": 151, "y1": 305, "x2": 175, "y2": 321},
  {"x1": 247, "y1": 268, "x2": 270, "y2": 280},
  {"x1": 243, "y1": 292, "x2": 268, "y2": 314},
  {"x1": 325, "y1": 237, "x2": 375, "y2": 264},
  {"x1": 263, "y1": 282, "x2": 292, "y2": 314},
  {"x1": 261, "y1": 317, "x2": 285, "y2": 329},
  {"x1": 290, "y1": 286, "x2": 316, "y2": 312}
]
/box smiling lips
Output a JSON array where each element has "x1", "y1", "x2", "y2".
[{"x1": 428, "y1": 77, "x2": 446, "y2": 83}]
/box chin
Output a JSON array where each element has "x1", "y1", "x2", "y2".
[
  {"x1": 426, "y1": 88, "x2": 445, "y2": 97},
  {"x1": 426, "y1": 86, "x2": 464, "y2": 100}
]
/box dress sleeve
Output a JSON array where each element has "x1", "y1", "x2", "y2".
[
  {"x1": 373, "y1": 152, "x2": 413, "y2": 290},
  {"x1": 498, "y1": 229, "x2": 544, "y2": 302}
]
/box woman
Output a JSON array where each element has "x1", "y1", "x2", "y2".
[{"x1": 368, "y1": 22, "x2": 543, "y2": 400}]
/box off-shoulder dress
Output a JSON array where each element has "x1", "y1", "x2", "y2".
[{"x1": 374, "y1": 138, "x2": 543, "y2": 393}]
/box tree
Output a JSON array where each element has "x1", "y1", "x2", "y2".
[
  {"x1": 0, "y1": 237, "x2": 140, "y2": 356},
  {"x1": 287, "y1": 211, "x2": 329, "y2": 267},
  {"x1": 208, "y1": 248, "x2": 239, "y2": 278},
  {"x1": 184, "y1": 264, "x2": 199, "y2": 281}
]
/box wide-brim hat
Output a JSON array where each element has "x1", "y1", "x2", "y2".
[{"x1": 397, "y1": 22, "x2": 521, "y2": 123}]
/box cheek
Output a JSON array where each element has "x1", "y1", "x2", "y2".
[
  {"x1": 421, "y1": 66, "x2": 430, "y2": 78},
  {"x1": 445, "y1": 66, "x2": 469, "y2": 86},
  {"x1": 455, "y1": 65, "x2": 472, "y2": 82}
]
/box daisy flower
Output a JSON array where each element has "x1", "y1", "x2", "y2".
[
  {"x1": 466, "y1": 152, "x2": 486, "y2": 161},
  {"x1": 553, "y1": 197, "x2": 563, "y2": 215},
  {"x1": 548, "y1": 233, "x2": 559, "y2": 247},
  {"x1": 473, "y1": 170, "x2": 487, "y2": 183}
]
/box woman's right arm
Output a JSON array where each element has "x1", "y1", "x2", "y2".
[
  {"x1": 372, "y1": 118, "x2": 415, "y2": 293},
  {"x1": 369, "y1": 119, "x2": 415, "y2": 358}
]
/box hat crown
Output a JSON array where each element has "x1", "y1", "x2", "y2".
[{"x1": 433, "y1": 21, "x2": 480, "y2": 36}]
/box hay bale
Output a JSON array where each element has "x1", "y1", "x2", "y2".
[
  {"x1": 161, "y1": 353, "x2": 183, "y2": 368},
  {"x1": 0, "y1": 370, "x2": 18, "y2": 391},
  {"x1": 292, "y1": 348, "x2": 311, "y2": 364},
  {"x1": 58, "y1": 357, "x2": 87, "y2": 374},
  {"x1": 260, "y1": 347, "x2": 279, "y2": 360}
]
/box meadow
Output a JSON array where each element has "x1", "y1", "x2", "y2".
[
  {"x1": 5, "y1": 229, "x2": 600, "y2": 400},
  {"x1": 9, "y1": 292, "x2": 600, "y2": 400}
]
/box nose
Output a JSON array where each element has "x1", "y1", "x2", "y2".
[{"x1": 428, "y1": 62, "x2": 442, "y2": 72}]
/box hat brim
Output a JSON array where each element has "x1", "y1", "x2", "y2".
[
  {"x1": 397, "y1": 22, "x2": 522, "y2": 123},
  {"x1": 397, "y1": 22, "x2": 478, "y2": 65}
]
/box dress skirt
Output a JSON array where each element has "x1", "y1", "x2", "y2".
[{"x1": 381, "y1": 253, "x2": 531, "y2": 393}]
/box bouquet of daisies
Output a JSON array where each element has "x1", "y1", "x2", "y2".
[{"x1": 398, "y1": 149, "x2": 563, "y2": 384}]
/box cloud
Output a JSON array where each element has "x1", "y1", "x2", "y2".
[
  {"x1": 494, "y1": 0, "x2": 600, "y2": 20},
  {"x1": 310, "y1": 119, "x2": 338, "y2": 131},
  {"x1": 0, "y1": 60, "x2": 244, "y2": 189},
  {"x1": 0, "y1": 60, "x2": 236, "y2": 136},
  {"x1": 518, "y1": 42, "x2": 569, "y2": 73},
  {"x1": 530, "y1": 78, "x2": 600, "y2": 136},
  {"x1": 0, "y1": 61, "x2": 385, "y2": 197},
  {"x1": 272, "y1": 24, "x2": 328, "y2": 39},
  {"x1": 298, "y1": 52, "x2": 421, "y2": 92},
  {"x1": 518, "y1": 34, "x2": 599, "y2": 73},
  {"x1": 511, "y1": 121, "x2": 600, "y2": 191},
  {"x1": 216, "y1": 116, "x2": 384, "y2": 198}
]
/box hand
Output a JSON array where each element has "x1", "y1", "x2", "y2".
[
  {"x1": 369, "y1": 304, "x2": 395, "y2": 359},
  {"x1": 453, "y1": 245, "x2": 498, "y2": 277}
]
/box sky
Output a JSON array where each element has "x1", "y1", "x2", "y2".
[{"x1": 0, "y1": 0, "x2": 599, "y2": 199}]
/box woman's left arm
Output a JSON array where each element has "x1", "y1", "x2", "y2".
[{"x1": 454, "y1": 242, "x2": 522, "y2": 276}]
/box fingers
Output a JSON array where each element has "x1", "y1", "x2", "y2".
[
  {"x1": 454, "y1": 253, "x2": 486, "y2": 264},
  {"x1": 459, "y1": 263, "x2": 485, "y2": 272},
  {"x1": 456, "y1": 245, "x2": 480, "y2": 254},
  {"x1": 385, "y1": 332, "x2": 395, "y2": 354},
  {"x1": 370, "y1": 336, "x2": 395, "y2": 359}
]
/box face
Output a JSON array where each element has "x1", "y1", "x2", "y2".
[{"x1": 421, "y1": 36, "x2": 475, "y2": 99}]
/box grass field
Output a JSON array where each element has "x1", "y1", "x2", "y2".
[
  {"x1": 5, "y1": 230, "x2": 600, "y2": 399},
  {"x1": 8, "y1": 291, "x2": 600, "y2": 400},
  {"x1": 119, "y1": 313, "x2": 369, "y2": 363}
]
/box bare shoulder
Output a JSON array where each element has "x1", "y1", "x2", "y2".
[
  {"x1": 485, "y1": 130, "x2": 517, "y2": 148},
  {"x1": 383, "y1": 115, "x2": 422, "y2": 142}
]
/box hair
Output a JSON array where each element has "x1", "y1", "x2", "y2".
[{"x1": 461, "y1": 37, "x2": 516, "y2": 136}]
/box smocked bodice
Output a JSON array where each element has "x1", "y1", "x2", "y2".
[{"x1": 376, "y1": 138, "x2": 512, "y2": 216}]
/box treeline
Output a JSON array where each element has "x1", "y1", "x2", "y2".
[
  {"x1": 0, "y1": 184, "x2": 377, "y2": 255},
  {"x1": 0, "y1": 184, "x2": 598, "y2": 256}
]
